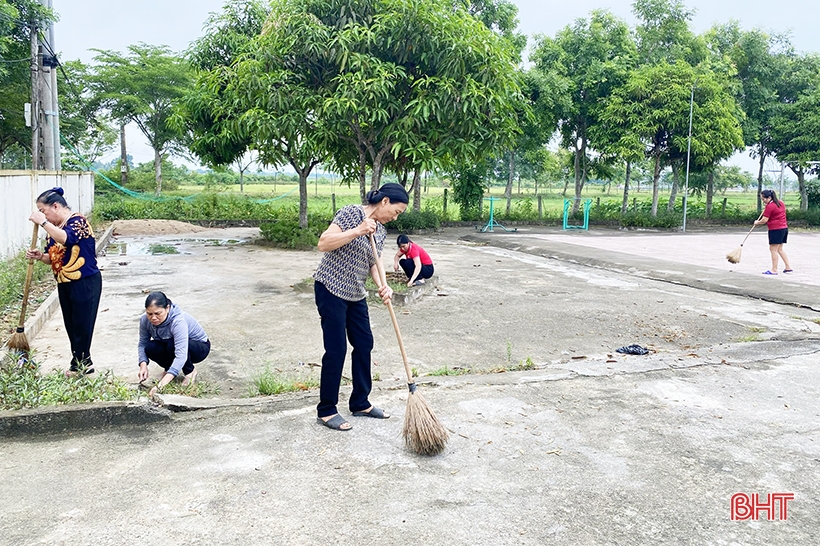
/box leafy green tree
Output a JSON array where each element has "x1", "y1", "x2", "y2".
[
  {"x1": 56, "y1": 60, "x2": 117, "y2": 169},
  {"x1": 321, "y1": 0, "x2": 522, "y2": 198},
  {"x1": 175, "y1": 0, "x2": 270, "y2": 193},
  {"x1": 769, "y1": 57, "x2": 820, "y2": 211},
  {"x1": 531, "y1": 10, "x2": 635, "y2": 214},
  {"x1": 706, "y1": 23, "x2": 793, "y2": 212},
  {"x1": 602, "y1": 61, "x2": 743, "y2": 216},
  {"x1": 632, "y1": 0, "x2": 705, "y2": 66},
  {"x1": 90, "y1": 44, "x2": 192, "y2": 194}
]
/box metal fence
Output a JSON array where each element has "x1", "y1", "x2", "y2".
[{"x1": 0, "y1": 170, "x2": 94, "y2": 259}]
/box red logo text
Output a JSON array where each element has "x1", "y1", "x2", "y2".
[{"x1": 731, "y1": 493, "x2": 794, "y2": 521}]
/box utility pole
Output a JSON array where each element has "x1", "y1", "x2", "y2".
[
  {"x1": 38, "y1": 0, "x2": 60, "y2": 170},
  {"x1": 30, "y1": 18, "x2": 41, "y2": 170}
]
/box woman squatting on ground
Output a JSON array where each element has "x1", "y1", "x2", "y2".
[
  {"x1": 313, "y1": 183, "x2": 409, "y2": 431},
  {"x1": 137, "y1": 291, "x2": 210, "y2": 397},
  {"x1": 393, "y1": 234, "x2": 434, "y2": 286},
  {"x1": 26, "y1": 187, "x2": 102, "y2": 376}
]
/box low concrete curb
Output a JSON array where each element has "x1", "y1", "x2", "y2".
[{"x1": 0, "y1": 401, "x2": 172, "y2": 438}]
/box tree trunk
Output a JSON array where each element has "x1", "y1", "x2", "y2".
[
  {"x1": 706, "y1": 170, "x2": 714, "y2": 217},
  {"x1": 651, "y1": 154, "x2": 661, "y2": 217},
  {"x1": 621, "y1": 160, "x2": 631, "y2": 215},
  {"x1": 120, "y1": 124, "x2": 128, "y2": 186},
  {"x1": 153, "y1": 147, "x2": 162, "y2": 195},
  {"x1": 357, "y1": 148, "x2": 367, "y2": 204},
  {"x1": 667, "y1": 162, "x2": 679, "y2": 213},
  {"x1": 798, "y1": 169, "x2": 808, "y2": 212},
  {"x1": 298, "y1": 167, "x2": 309, "y2": 229},
  {"x1": 504, "y1": 150, "x2": 514, "y2": 214},
  {"x1": 412, "y1": 167, "x2": 421, "y2": 212},
  {"x1": 371, "y1": 146, "x2": 390, "y2": 191},
  {"x1": 572, "y1": 139, "x2": 588, "y2": 215}
]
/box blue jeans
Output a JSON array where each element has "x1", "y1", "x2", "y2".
[{"x1": 314, "y1": 281, "x2": 374, "y2": 418}]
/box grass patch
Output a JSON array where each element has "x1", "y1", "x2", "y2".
[
  {"x1": 427, "y1": 365, "x2": 471, "y2": 376},
  {"x1": 735, "y1": 333, "x2": 761, "y2": 342},
  {"x1": 488, "y1": 357, "x2": 537, "y2": 373},
  {"x1": 249, "y1": 366, "x2": 319, "y2": 396},
  {"x1": 149, "y1": 377, "x2": 220, "y2": 398},
  {"x1": 0, "y1": 352, "x2": 135, "y2": 410}
]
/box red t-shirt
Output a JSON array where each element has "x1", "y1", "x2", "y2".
[
  {"x1": 763, "y1": 201, "x2": 788, "y2": 230},
  {"x1": 400, "y1": 242, "x2": 433, "y2": 265}
]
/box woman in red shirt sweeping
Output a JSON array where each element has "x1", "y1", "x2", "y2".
[
  {"x1": 754, "y1": 189, "x2": 793, "y2": 275},
  {"x1": 393, "y1": 234, "x2": 434, "y2": 286}
]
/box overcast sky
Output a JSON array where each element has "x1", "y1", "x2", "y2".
[{"x1": 53, "y1": 0, "x2": 820, "y2": 174}]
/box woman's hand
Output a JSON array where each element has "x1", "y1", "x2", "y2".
[
  {"x1": 378, "y1": 284, "x2": 393, "y2": 305},
  {"x1": 29, "y1": 211, "x2": 46, "y2": 226},
  {"x1": 26, "y1": 249, "x2": 43, "y2": 261},
  {"x1": 358, "y1": 218, "x2": 377, "y2": 236},
  {"x1": 138, "y1": 362, "x2": 149, "y2": 382}
]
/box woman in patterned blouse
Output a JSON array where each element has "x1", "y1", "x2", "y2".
[
  {"x1": 313, "y1": 183, "x2": 409, "y2": 431},
  {"x1": 27, "y1": 187, "x2": 102, "y2": 376}
]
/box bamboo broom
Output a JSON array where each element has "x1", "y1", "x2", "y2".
[
  {"x1": 6, "y1": 223, "x2": 41, "y2": 354},
  {"x1": 726, "y1": 213, "x2": 764, "y2": 264},
  {"x1": 369, "y1": 234, "x2": 448, "y2": 455}
]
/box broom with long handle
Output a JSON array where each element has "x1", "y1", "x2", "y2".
[
  {"x1": 6, "y1": 223, "x2": 41, "y2": 353},
  {"x1": 726, "y1": 212, "x2": 764, "y2": 264},
  {"x1": 369, "y1": 234, "x2": 448, "y2": 455}
]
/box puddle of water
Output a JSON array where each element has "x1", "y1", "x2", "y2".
[
  {"x1": 106, "y1": 242, "x2": 179, "y2": 255},
  {"x1": 106, "y1": 238, "x2": 246, "y2": 256}
]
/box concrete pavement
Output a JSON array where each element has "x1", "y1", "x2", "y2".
[{"x1": 1, "y1": 223, "x2": 819, "y2": 545}]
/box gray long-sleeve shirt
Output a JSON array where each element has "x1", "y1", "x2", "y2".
[{"x1": 138, "y1": 303, "x2": 208, "y2": 376}]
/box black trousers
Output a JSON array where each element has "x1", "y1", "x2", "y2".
[
  {"x1": 399, "y1": 258, "x2": 434, "y2": 281},
  {"x1": 57, "y1": 272, "x2": 102, "y2": 368},
  {"x1": 144, "y1": 338, "x2": 211, "y2": 376},
  {"x1": 314, "y1": 281, "x2": 374, "y2": 418}
]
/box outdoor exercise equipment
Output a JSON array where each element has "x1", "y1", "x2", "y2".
[
  {"x1": 477, "y1": 196, "x2": 517, "y2": 233},
  {"x1": 563, "y1": 198, "x2": 592, "y2": 231}
]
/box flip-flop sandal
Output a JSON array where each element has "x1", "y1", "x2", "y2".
[
  {"x1": 783, "y1": 269, "x2": 794, "y2": 273},
  {"x1": 317, "y1": 415, "x2": 352, "y2": 431},
  {"x1": 762, "y1": 270, "x2": 777, "y2": 275},
  {"x1": 352, "y1": 406, "x2": 390, "y2": 419}
]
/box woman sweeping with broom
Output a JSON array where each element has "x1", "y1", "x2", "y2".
[
  {"x1": 312, "y1": 183, "x2": 409, "y2": 431},
  {"x1": 754, "y1": 189, "x2": 793, "y2": 275},
  {"x1": 25, "y1": 187, "x2": 102, "y2": 376}
]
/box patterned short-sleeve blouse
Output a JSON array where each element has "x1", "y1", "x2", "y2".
[
  {"x1": 313, "y1": 205, "x2": 386, "y2": 301},
  {"x1": 45, "y1": 213, "x2": 100, "y2": 283}
]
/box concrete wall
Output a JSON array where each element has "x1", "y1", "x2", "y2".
[{"x1": 0, "y1": 170, "x2": 95, "y2": 259}]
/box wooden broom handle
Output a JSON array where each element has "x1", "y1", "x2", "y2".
[
  {"x1": 740, "y1": 212, "x2": 765, "y2": 246},
  {"x1": 16, "y1": 222, "x2": 41, "y2": 329},
  {"x1": 369, "y1": 234, "x2": 415, "y2": 385}
]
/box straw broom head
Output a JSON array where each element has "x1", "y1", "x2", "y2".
[
  {"x1": 726, "y1": 246, "x2": 742, "y2": 264},
  {"x1": 5, "y1": 327, "x2": 30, "y2": 353},
  {"x1": 403, "y1": 386, "x2": 449, "y2": 456}
]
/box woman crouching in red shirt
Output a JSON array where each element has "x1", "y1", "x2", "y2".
[{"x1": 393, "y1": 234, "x2": 434, "y2": 286}]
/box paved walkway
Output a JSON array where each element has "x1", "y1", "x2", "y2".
[{"x1": 1, "y1": 224, "x2": 819, "y2": 545}]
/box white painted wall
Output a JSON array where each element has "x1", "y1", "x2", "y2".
[{"x1": 0, "y1": 170, "x2": 95, "y2": 259}]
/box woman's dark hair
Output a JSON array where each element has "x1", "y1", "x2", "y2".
[
  {"x1": 396, "y1": 234, "x2": 411, "y2": 246},
  {"x1": 36, "y1": 187, "x2": 69, "y2": 208},
  {"x1": 366, "y1": 183, "x2": 409, "y2": 205},
  {"x1": 761, "y1": 189, "x2": 781, "y2": 207},
  {"x1": 145, "y1": 291, "x2": 172, "y2": 309}
]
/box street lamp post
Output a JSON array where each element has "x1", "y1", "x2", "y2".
[{"x1": 682, "y1": 79, "x2": 697, "y2": 233}]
